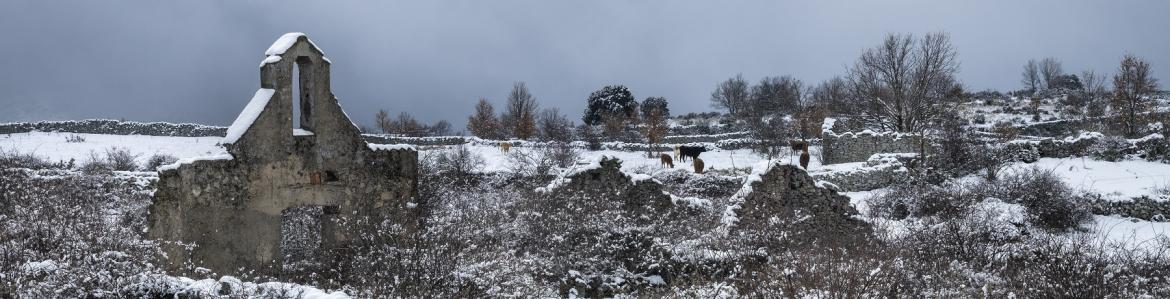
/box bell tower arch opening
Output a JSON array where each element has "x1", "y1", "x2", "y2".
[{"x1": 292, "y1": 56, "x2": 315, "y2": 132}]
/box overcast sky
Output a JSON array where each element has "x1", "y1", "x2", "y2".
[{"x1": 1, "y1": 0, "x2": 1167, "y2": 130}]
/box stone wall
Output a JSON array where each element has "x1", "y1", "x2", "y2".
[
  {"x1": 820, "y1": 118, "x2": 923, "y2": 165},
  {"x1": 724, "y1": 163, "x2": 871, "y2": 247},
  {"x1": 0, "y1": 119, "x2": 226, "y2": 136},
  {"x1": 1090, "y1": 197, "x2": 1170, "y2": 221},
  {"x1": 811, "y1": 153, "x2": 916, "y2": 192}
]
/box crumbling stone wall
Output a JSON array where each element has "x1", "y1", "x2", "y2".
[
  {"x1": 149, "y1": 33, "x2": 417, "y2": 278},
  {"x1": 811, "y1": 153, "x2": 916, "y2": 192},
  {"x1": 821, "y1": 119, "x2": 923, "y2": 165},
  {"x1": 726, "y1": 163, "x2": 871, "y2": 247}
]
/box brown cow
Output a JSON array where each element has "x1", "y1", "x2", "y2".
[
  {"x1": 500, "y1": 142, "x2": 512, "y2": 153},
  {"x1": 799, "y1": 147, "x2": 810, "y2": 169},
  {"x1": 693, "y1": 158, "x2": 705, "y2": 174},
  {"x1": 660, "y1": 154, "x2": 674, "y2": 168}
]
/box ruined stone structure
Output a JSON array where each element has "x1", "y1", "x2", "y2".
[
  {"x1": 725, "y1": 163, "x2": 871, "y2": 247},
  {"x1": 821, "y1": 118, "x2": 924, "y2": 164},
  {"x1": 149, "y1": 33, "x2": 417, "y2": 276}
]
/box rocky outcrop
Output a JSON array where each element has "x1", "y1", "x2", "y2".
[{"x1": 724, "y1": 162, "x2": 871, "y2": 247}]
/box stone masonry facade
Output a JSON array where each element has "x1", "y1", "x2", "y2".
[{"x1": 149, "y1": 33, "x2": 417, "y2": 277}]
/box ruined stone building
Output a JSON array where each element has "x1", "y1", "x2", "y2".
[{"x1": 149, "y1": 33, "x2": 417, "y2": 276}]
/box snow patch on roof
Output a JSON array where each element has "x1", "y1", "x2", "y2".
[
  {"x1": 223, "y1": 88, "x2": 276, "y2": 144},
  {"x1": 266, "y1": 32, "x2": 305, "y2": 56},
  {"x1": 368, "y1": 143, "x2": 416, "y2": 151},
  {"x1": 259, "y1": 55, "x2": 281, "y2": 67},
  {"x1": 157, "y1": 153, "x2": 234, "y2": 172},
  {"x1": 264, "y1": 32, "x2": 328, "y2": 60}
]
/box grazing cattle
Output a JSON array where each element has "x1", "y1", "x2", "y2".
[
  {"x1": 500, "y1": 142, "x2": 512, "y2": 153},
  {"x1": 677, "y1": 145, "x2": 707, "y2": 162},
  {"x1": 799, "y1": 148, "x2": 810, "y2": 169},
  {"x1": 789, "y1": 139, "x2": 808, "y2": 151},
  {"x1": 693, "y1": 158, "x2": 705, "y2": 174},
  {"x1": 673, "y1": 147, "x2": 681, "y2": 161},
  {"x1": 660, "y1": 154, "x2": 674, "y2": 168}
]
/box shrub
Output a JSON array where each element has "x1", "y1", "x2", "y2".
[
  {"x1": 64, "y1": 134, "x2": 86, "y2": 143},
  {"x1": 425, "y1": 144, "x2": 485, "y2": 183},
  {"x1": 871, "y1": 167, "x2": 1092, "y2": 231},
  {"x1": 1087, "y1": 135, "x2": 1130, "y2": 162},
  {"x1": 80, "y1": 151, "x2": 113, "y2": 175},
  {"x1": 104, "y1": 147, "x2": 140, "y2": 171},
  {"x1": 992, "y1": 168, "x2": 1093, "y2": 230},
  {"x1": 144, "y1": 154, "x2": 178, "y2": 171},
  {"x1": 867, "y1": 181, "x2": 975, "y2": 220}
]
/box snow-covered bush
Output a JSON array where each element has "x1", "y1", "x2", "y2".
[
  {"x1": 1088, "y1": 135, "x2": 1131, "y2": 161},
  {"x1": 867, "y1": 181, "x2": 975, "y2": 220},
  {"x1": 871, "y1": 167, "x2": 1091, "y2": 231},
  {"x1": 144, "y1": 154, "x2": 178, "y2": 171},
  {"x1": 425, "y1": 144, "x2": 485, "y2": 183},
  {"x1": 987, "y1": 168, "x2": 1093, "y2": 230}
]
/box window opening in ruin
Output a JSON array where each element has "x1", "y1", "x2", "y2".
[
  {"x1": 292, "y1": 61, "x2": 302, "y2": 129},
  {"x1": 324, "y1": 170, "x2": 339, "y2": 182},
  {"x1": 295, "y1": 56, "x2": 314, "y2": 132}
]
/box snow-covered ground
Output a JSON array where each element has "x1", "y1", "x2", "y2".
[
  {"x1": 0, "y1": 132, "x2": 226, "y2": 166},
  {"x1": 4, "y1": 131, "x2": 1166, "y2": 255},
  {"x1": 467, "y1": 144, "x2": 821, "y2": 175},
  {"x1": 1005, "y1": 157, "x2": 1170, "y2": 201},
  {"x1": 1091, "y1": 215, "x2": 1170, "y2": 252},
  {"x1": 0, "y1": 132, "x2": 825, "y2": 174}
]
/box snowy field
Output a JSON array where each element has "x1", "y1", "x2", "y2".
[
  {"x1": 0, "y1": 132, "x2": 226, "y2": 166},
  {"x1": 1005, "y1": 158, "x2": 1170, "y2": 201},
  {"x1": 3, "y1": 131, "x2": 1167, "y2": 254}
]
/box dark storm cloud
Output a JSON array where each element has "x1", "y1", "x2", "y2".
[{"x1": 1, "y1": 0, "x2": 1167, "y2": 129}]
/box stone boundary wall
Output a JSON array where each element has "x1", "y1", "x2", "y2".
[
  {"x1": 1017, "y1": 111, "x2": 1169, "y2": 137},
  {"x1": 1090, "y1": 197, "x2": 1170, "y2": 222},
  {"x1": 1, "y1": 119, "x2": 764, "y2": 151},
  {"x1": 811, "y1": 153, "x2": 916, "y2": 192},
  {"x1": 1001, "y1": 132, "x2": 1166, "y2": 162},
  {"x1": 820, "y1": 118, "x2": 923, "y2": 165},
  {"x1": 0, "y1": 119, "x2": 226, "y2": 137}
]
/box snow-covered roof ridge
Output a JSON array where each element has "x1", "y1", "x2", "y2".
[
  {"x1": 223, "y1": 89, "x2": 276, "y2": 144},
  {"x1": 262, "y1": 32, "x2": 330, "y2": 66}
]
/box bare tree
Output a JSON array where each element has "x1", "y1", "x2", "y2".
[
  {"x1": 1040, "y1": 57, "x2": 1064, "y2": 90},
  {"x1": 467, "y1": 98, "x2": 503, "y2": 139},
  {"x1": 503, "y1": 82, "x2": 539, "y2": 139},
  {"x1": 749, "y1": 76, "x2": 803, "y2": 117},
  {"x1": 640, "y1": 99, "x2": 670, "y2": 156},
  {"x1": 846, "y1": 32, "x2": 960, "y2": 133},
  {"x1": 429, "y1": 120, "x2": 452, "y2": 136},
  {"x1": 1021, "y1": 59, "x2": 1041, "y2": 93},
  {"x1": 809, "y1": 76, "x2": 850, "y2": 115},
  {"x1": 392, "y1": 112, "x2": 426, "y2": 137},
  {"x1": 710, "y1": 74, "x2": 750, "y2": 118},
  {"x1": 1112, "y1": 54, "x2": 1160, "y2": 136},
  {"x1": 374, "y1": 109, "x2": 392, "y2": 134},
  {"x1": 537, "y1": 108, "x2": 574, "y2": 142},
  {"x1": 1080, "y1": 70, "x2": 1109, "y2": 118}
]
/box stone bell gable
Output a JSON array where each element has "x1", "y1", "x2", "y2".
[{"x1": 149, "y1": 33, "x2": 418, "y2": 278}]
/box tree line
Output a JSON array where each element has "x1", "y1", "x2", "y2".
[{"x1": 371, "y1": 31, "x2": 1161, "y2": 146}]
